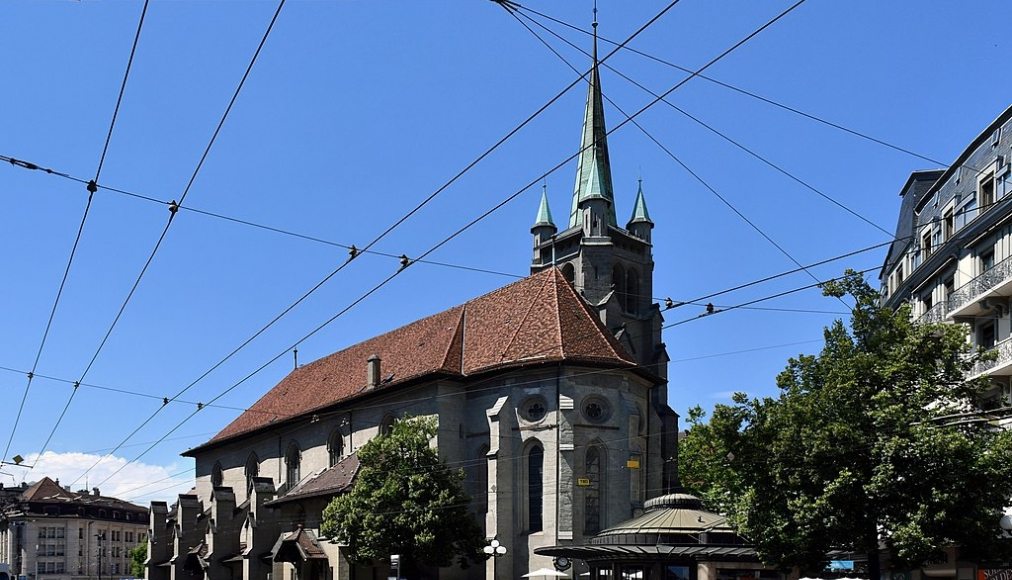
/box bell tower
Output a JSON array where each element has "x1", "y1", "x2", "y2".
[{"x1": 529, "y1": 19, "x2": 664, "y2": 379}]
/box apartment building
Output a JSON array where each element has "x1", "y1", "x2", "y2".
[
  {"x1": 0, "y1": 478, "x2": 148, "y2": 580},
  {"x1": 880, "y1": 104, "x2": 1012, "y2": 411}
]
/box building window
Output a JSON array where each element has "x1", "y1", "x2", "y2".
[
  {"x1": 328, "y1": 430, "x2": 344, "y2": 467},
  {"x1": 521, "y1": 397, "x2": 548, "y2": 422},
  {"x1": 612, "y1": 264, "x2": 626, "y2": 306},
  {"x1": 211, "y1": 462, "x2": 224, "y2": 487},
  {"x1": 561, "y1": 263, "x2": 575, "y2": 285},
  {"x1": 245, "y1": 452, "x2": 260, "y2": 492},
  {"x1": 921, "y1": 231, "x2": 932, "y2": 262},
  {"x1": 625, "y1": 269, "x2": 640, "y2": 313},
  {"x1": 981, "y1": 249, "x2": 996, "y2": 273},
  {"x1": 584, "y1": 446, "x2": 603, "y2": 534},
  {"x1": 980, "y1": 321, "x2": 997, "y2": 349},
  {"x1": 285, "y1": 442, "x2": 301, "y2": 486},
  {"x1": 943, "y1": 208, "x2": 954, "y2": 240},
  {"x1": 527, "y1": 444, "x2": 544, "y2": 533},
  {"x1": 380, "y1": 415, "x2": 397, "y2": 436},
  {"x1": 981, "y1": 172, "x2": 996, "y2": 211},
  {"x1": 582, "y1": 397, "x2": 610, "y2": 423}
]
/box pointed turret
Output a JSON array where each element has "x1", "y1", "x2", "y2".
[
  {"x1": 533, "y1": 186, "x2": 556, "y2": 230},
  {"x1": 569, "y1": 19, "x2": 617, "y2": 230},
  {"x1": 531, "y1": 185, "x2": 557, "y2": 269},
  {"x1": 628, "y1": 179, "x2": 654, "y2": 242}
]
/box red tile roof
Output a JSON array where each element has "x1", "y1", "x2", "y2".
[
  {"x1": 266, "y1": 453, "x2": 360, "y2": 506},
  {"x1": 193, "y1": 268, "x2": 638, "y2": 451}
]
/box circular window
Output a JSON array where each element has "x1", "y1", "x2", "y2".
[
  {"x1": 521, "y1": 397, "x2": 548, "y2": 422},
  {"x1": 582, "y1": 397, "x2": 610, "y2": 423}
]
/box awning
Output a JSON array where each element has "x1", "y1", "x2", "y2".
[
  {"x1": 269, "y1": 528, "x2": 328, "y2": 563},
  {"x1": 535, "y1": 544, "x2": 758, "y2": 562}
]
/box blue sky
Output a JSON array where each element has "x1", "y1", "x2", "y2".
[{"x1": 2, "y1": 0, "x2": 1010, "y2": 503}]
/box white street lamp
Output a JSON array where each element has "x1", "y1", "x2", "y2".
[{"x1": 484, "y1": 538, "x2": 507, "y2": 579}]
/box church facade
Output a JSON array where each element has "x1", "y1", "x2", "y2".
[{"x1": 147, "y1": 37, "x2": 676, "y2": 580}]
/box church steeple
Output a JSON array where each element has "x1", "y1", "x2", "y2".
[{"x1": 568, "y1": 12, "x2": 617, "y2": 229}]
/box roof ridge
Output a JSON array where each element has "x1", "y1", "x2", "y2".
[{"x1": 556, "y1": 270, "x2": 636, "y2": 365}]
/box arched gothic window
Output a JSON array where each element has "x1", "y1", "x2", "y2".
[
  {"x1": 328, "y1": 430, "x2": 344, "y2": 467},
  {"x1": 612, "y1": 264, "x2": 627, "y2": 306},
  {"x1": 244, "y1": 452, "x2": 259, "y2": 492},
  {"x1": 584, "y1": 446, "x2": 604, "y2": 534},
  {"x1": 285, "y1": 443, "x2": 301, "y2": 487},
  {"x1": 211, "y1": 462, "x2": 223, "y2": 488},
  {"x1": 561, "y1": 263, "x2": 576, "y2": 285},
  {"x1": 380, "y1": 414, "x2": 396, "y2": 436},
  {"x1": 528, "y1": 444, "x2": 544, "y2": 533},
  {"x1": 625, "y1": 268, "x2": 640, "y2": 313}
]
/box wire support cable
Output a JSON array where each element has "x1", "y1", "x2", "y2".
[
  {"x1": 1, "y1": 1, "x2": 151, "y2": 469},
  {"x1": 513, "y1": 8, "x2": 891, "y2": 237},
  {"x1": 33, "y1": 0, "x2": 287, "y2": 477},
  {"x1": 513, "y1": 2, "x2": 978, "y2": 174},
  {"x1": 510, "y1": 6, "x2": 844, "y2": 311}
]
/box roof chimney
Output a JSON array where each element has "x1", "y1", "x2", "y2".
[
  {"x1": 92, "y1": 487, "x2": 100, "y2": 496},
  {"x1": 367, "y1": 355, "x2": 381, "y2": 388}
]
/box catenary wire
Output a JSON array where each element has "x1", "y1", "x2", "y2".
[
  {"x1": 513, "y1": 2, "x2": 975, "y2": 174},
  {"x1": 70, "y1": 0, "x2": 689, "y2": 488},
  {"x1": 32, "y1": 0, "x2": 288, "y2": 477},
  {"x1": 83, "y1": 1, "x2": 811, "y2": 489},
  {"x1": 1, "y1": 1, "x2": 152, "y2": 469},
  {"x1": 509, "y1": 6, "x2": 847, "y2": 313},
  {"x1": 513, "y1": 8, "x2": 892, "y2": 237}
]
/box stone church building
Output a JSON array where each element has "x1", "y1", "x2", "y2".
[{"x1": 147, "y1": 36, "x2": 677, "y2": 580}]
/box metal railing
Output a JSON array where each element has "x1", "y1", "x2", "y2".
[
  {"x1": 916, "y1": 300, "x2": 950, "y2": 324},
  {"x1": 970, "y1": 336, "x2": 1012, "y2": 378},
  {"x1": 948, "y1": 254, "x2": 1012, "y2": 313}
]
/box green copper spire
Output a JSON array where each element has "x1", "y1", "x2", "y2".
[
  {"x1": 569, "y1": 15, "x2": 617, "y2": 229},
  {"x1": 628, "y1": 179, "x2": 652, "y2": 224},
  {"x1": 534, "y1": 185, "x2": 555, "y2": 228}
]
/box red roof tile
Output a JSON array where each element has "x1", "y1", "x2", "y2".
[{"x1": 195, "y1": 269, "x2": 637, "y2": 451}]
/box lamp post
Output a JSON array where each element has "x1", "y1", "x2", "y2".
[
  {"x1": 483, "y1": 538, "x2": 507, "y2": 580},
  {"x1": 95, "y1": 532, "x2": 105, "y2": 580}
]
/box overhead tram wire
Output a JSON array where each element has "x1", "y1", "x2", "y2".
[
  {"x1": 70, "y1": 0, "x2": 688, "y2": 488},
  {"x1": 85, "y1": 0, "x2": 811, "y2": 489},
  {"x1": 507, "y1": 6, "x2": 850, "y2": 311},
  {"x1": 37, "y1": 0, "x2": 288, "y2": 478},
  {"x1": 1, "y1": 151, "x2": 913, "y2": 307},
  {"x1": 512, "y1": 2, "x2": 963, "y2": 173},
  {"x1": 512, "y1": 9, "x2": 892, "y2": 237},
  {"x1": 0, "y1": 0, "x2": 151, "y2": 469}
]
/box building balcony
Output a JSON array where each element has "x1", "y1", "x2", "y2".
[
  {"x1": 948, "y1": 255, "x2": 1012, "y2": 319},
  {"x1": 968, "y1": 337, "x2": 1012, "y2": 380},
  {"x1": 916, "y1": 301, "x2": 950, "y2": 324}
]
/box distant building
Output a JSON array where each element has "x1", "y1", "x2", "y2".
[
  {"x1": 880, "y1": 104, "x2": 1012, "y2": 416},
  {"x1": 0, "y1": 477, "x2": 148, "y2": 580},
  {"x1": 149, "y1": 30, "x2": 678, "y2": 580}
]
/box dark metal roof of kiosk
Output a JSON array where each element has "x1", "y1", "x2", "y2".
[{"x1": 535, "y1": 490, "x2": 757, "y2": 562}]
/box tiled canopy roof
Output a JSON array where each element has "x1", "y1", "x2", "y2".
[
  {"x1": 266, "y1": 453, "x2": 360, "y2": 506},
  {"x1": 192, "y1": 268, "x2": 640, "y2": 452}
]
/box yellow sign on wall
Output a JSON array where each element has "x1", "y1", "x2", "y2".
[
  {"x1": 626, "y1": 458, "x2": 641, "y2": 469},
  {"x1": 577, "y1": 477, "x2": 591, "y2": 487}
]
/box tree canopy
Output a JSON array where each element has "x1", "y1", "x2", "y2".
[
  {"x1": 679, "y1": 270, "x2": 1012, "y2": 576},
  {"x1": 320, "y1": 416, "x2": 484, "y2": 576},
  {"x1": 129, "y1": 543, "x2": 147, "y2": 578}
]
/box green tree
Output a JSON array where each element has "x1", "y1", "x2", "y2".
[
  {"x1": 129, "y1": 543, "x2": 147, "y2": 578},
  {"x1": 320, "y1": 416, "x2": 484, "y2": 577},
  {"x1": 680, "y1": 270, "x2": 1012, "y2": 577}
]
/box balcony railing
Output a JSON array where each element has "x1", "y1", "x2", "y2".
[
  {"x1": 916, "y1": 300, "x2": 950, "y2": 324},
  {"x1": 949, "y1": 254, "x2": 1012, "y2": 313},
  {"x1": 970, "y1": 336, "x2": 1012, "y2": 378}
]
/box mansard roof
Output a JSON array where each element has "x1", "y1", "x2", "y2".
[{"x1": 188, "y1": 268, "x2": 644, "y2": 453}]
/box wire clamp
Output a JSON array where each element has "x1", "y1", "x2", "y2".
[
  {"x1": 168, "y1": 200, "x2": 180, "y2": 215},
  {"x1": 399, "y1": 255, "x2": 412, "y2": 270},
  {"x1": 87, "y1": 180, "x2": 98, "y2": 194},
  {"x1": 348, "y1": 245, "x2": 359, "y2": 260},
  {"x1": 162, "y1": 397, "x2": 169, "y2": 406}
]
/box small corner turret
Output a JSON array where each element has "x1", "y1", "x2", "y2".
[{"x1": 627, "y1": 179, "x2": 653, "y2": 242}]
